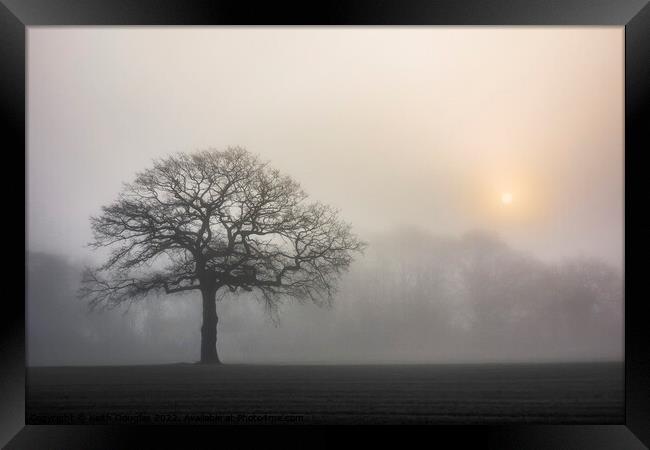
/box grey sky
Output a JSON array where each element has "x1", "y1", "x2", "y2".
[{"x1": 27, "y1": 27, "x2": 623, "y2": 268}]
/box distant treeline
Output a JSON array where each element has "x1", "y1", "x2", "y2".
[
  {"x1": 27, "y1": 228, "x2": 622, "y2": 365},
  {"x1": 337, "y1": 228, "x2": 622, "y2": 361}
]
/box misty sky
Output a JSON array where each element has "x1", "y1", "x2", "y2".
[{"x1": 27, "y1": 27, "x2": 623, "y2": 268}]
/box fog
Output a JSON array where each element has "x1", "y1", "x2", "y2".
[
  {"x1": 27, "y1": 229, "x2": 622, "y2": 366},
  {"x1": 27, "y1": 28, "x2": 623, "y2": 365}
]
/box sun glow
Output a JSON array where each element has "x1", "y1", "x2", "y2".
[{"x1": 501, "y1": 192, "x2": 513, "y2": 205}]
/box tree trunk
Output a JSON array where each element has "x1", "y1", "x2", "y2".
[{"x1": 200, "y1": 287, "x2": 221, "y2": 364}]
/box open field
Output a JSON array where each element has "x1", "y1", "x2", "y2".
[{"x1": 27, "y1": 362, "x2": 623, "y2": 425}]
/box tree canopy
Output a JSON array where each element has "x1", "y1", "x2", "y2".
[{"x1": 80, "y1": 147, "x2": 365, "y2": 316}]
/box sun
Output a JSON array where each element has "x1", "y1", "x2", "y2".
[{"x1": 501, "y1": 192, "x2": 513, "y2": 205}]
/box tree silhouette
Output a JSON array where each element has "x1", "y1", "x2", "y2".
[{"x1": 80, "y1": 147, "x2": 365, "y2": 364}]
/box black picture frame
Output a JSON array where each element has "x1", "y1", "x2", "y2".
[{"x1": 2, "y1": 0, "x2": 648, "y2": 448}]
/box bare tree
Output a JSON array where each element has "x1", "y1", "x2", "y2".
[{"x1": 79, "y1": 147, "x2": 365, "y2": 364}]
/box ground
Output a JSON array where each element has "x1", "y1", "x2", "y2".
[{"x1": 26, "y1": 362, "x2": 623, "y2": 425}]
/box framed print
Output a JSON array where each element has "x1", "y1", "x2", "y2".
[{"x1": 2, "y1": 0, "x2": 649, "y2": 448}]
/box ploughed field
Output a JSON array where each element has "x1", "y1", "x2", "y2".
[{"x1": 27, "y1": 362, "x2": 623, "y2": 425}]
